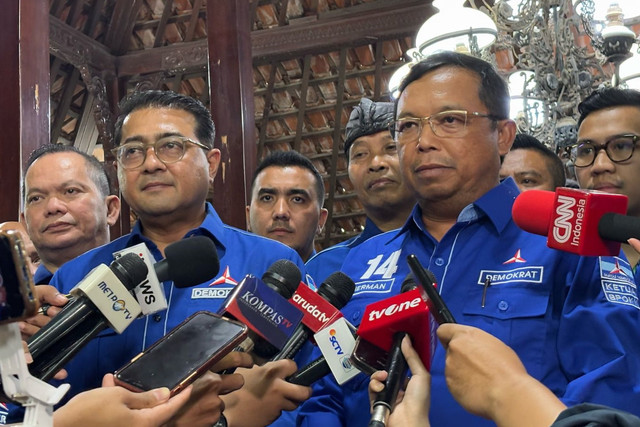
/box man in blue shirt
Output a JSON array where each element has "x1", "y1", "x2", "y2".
[
  {"x1": 573, "y1": 87, "x2": 640, "y2": 283},
  {"x1": 247, "y1": 150, "x2": 328, "y2": 263},
  {"x1": 305, "y1": 98, "x2": 414, "y2": 286},
  {"x1": 298, "y1": 51, "x2": 640, "y2": 426},
  {"x1": 34, "y1": 90, "x2": 311, "y2": 427}
]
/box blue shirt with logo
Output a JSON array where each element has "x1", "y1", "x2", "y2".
[
  {"x1": 297, "y1": 178, "x2": 640, "y2": 426},
  {"x1": 14, "y1": 203, "x2": 305, "y2": 415}
]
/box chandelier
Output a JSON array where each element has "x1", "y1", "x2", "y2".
[{"x1": 390, "y1": 0, "x2": 640, "y2": 151}]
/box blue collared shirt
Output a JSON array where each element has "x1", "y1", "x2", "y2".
[
  {"x1": 298, "y1": 178, "x2": 640, "y2": 426},
  {"x1": 30, "y1": 203, "x2": 305, "y2": 409},
  {"x1": 33, "y1": 264, "x2": 53, "y2": 285}
]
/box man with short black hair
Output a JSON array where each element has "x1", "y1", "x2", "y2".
[
  {"x1": 574, "y1": 87, "x2": 640, "y2": 281},
  {"x1": 247, "y1": 150, "x2": 327, "y2": 262},
  {"x1": 499, "y1": 133, "x2": 566, "y2": 191}
]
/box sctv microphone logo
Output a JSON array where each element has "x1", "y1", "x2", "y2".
[
  {"x1": 328, "y1": 329, "x2": 344, "y2": 356},
  {"x1": 553, "y1": 195, "x2": 586, "y2": 246}
]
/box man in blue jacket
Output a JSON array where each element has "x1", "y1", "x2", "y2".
[
  {"x1": 297, "y1": 51, "x2": 640, "y2": 426},
  {"x1": 29, "y1": 90, "x2": 311, "y2": 427}
]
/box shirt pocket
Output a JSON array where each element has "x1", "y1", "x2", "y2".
[{"x1": 462, "y1": 285, "x2": 551, "y2": 372}]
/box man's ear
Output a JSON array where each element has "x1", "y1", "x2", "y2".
[
  {"x1": 245, "y1": 205, "x2": 252, "y2": 232},
  {"x1": 497, "y1": 119, "x2": 517, "y2": 156},
  {"x1": 207, "y1": 148, "x2": 222, "y2": 184},
  {"x1": 105, "y1": 195, "x2": 121, "y2": 226},
  {"x1": 317, "y1": 208, "x2": 329, "y2": 235}
]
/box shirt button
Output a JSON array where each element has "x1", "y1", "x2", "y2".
[
  {"x1": 352, "y1": 310, "x2": 361, "y2": 322},
  {"x1": 153, "y1": 314, "x2": 162, "y2": 322},
  {"x1": 498, "y1": 301, "x2": 509, "y2": 311},
  {"x1": 435, "y1": 258, "x2": 445, "y2": 266}
]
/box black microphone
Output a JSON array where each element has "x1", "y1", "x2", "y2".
[
  {"x1": 272, "y1": 272, "x2": 355, "y2": 361},
  {"x1": 599, "y1": 213, "x2": 640, "y2": 243},
  {"x1": 28, "y1": 237, "x2": 221, "y2": 381},
  {"x1": 369, "y1": 332, "x2": 408, "y2": 427}
]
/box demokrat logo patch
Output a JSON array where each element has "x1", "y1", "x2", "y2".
[
  {"x1": 599, "y1": 257, "x2": 639, "y2": 309},
  {"x1": 191, "y1": 265, "x2": 237, "y2": 299}
]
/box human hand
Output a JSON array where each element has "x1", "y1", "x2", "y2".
[
  {"x1": 628, "y1": 238, "x2": 640, "y2": 255},
  {"x1": 437, "y1": 324, "x2": 565, "y2": 427},
  {"x1": 164, "y1": 370, "x2": 246, "y2": 427},
  {"x1": 368, "y1": 336, "x2": 431, "y2": 427},
  {"x1": 19, "y1": 285, "x2": 68, "y2": 340},
  {"x1": 221, "y1": 359, "x2": 312, "y2": 427},
  {"x1": 53, "y1": 373, "x2": 192, "y2": 427}
]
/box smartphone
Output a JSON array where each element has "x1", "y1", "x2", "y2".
[
  {"x1": 349, "y1": 336, "x2": 388, "y2": 376},
  {"x1": 114, "y1": 311, "x2": 248, "y2": 395},
  {"x1": 0, "y1": 230, "x2": 39, "y2": 324},
  {"x1": 407, "y1": 254, "x2": 456, "y2": 324}
]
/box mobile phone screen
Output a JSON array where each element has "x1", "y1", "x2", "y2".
[
  {"x1": 115, "y1": 311, "x2": 247, "y2": 392},
  {"x1": 349, "y1": 337, "x2": 388, "y2": 376},
  {"x1": 0, "y1": 232, "x2": 35, "y2": 324}
]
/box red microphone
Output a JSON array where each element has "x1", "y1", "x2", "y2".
[
  {"x1": 512, "y1": 188, "x2": 628, "y2": 256},
  {"x1": 357, "y1": 287, "x2": 435, "y2": 370}
]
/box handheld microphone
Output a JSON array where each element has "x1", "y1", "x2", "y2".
[
  {"x1": 217, "y1": 259, "x2": 304, "y2": 360},
  {"x1": 28, "y1": 237, "x2": 221, "y2": 381},
  {"x1": 115, "y1": 235, "x2": 220, "y2": 314},
  {"x1": 512, "y1": 188, "x2": 638, "y2": 256},
  {"x1": 369, "y1": 332, "x2": 408, "y2": 427},
  {"x1": 27, "y1": 253, "x2": 148, "y2": 380},
  {"x1": 272, "y1": 272, "x2": 355, "y2": 361},
  {"x1": 357, "y1": 284, "x2": 433, "y2": 370}
]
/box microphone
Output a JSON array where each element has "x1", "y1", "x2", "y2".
[
  {"x1": 115, "y1": 236, "x2": 220, "y2": 314},
  {"x1": 357, "y1": 282, "x2": 433, "y2": 370},
  {"x1": 272, "y1": 272, "x2": 355, "y2": 361},
  {"x1": 369, "y1": 332, "x2": 408, "y2": 427},
  {"x1": 217, "y1": 259, "x2": 304, "y2": 360},
  {"x1": 362, "y1": 276, "x2": 433, "y2": 427},
  {"x1": 512, "y1": 187, "x2": 639, "y2": 256},
  {"x1": 28, "y1": 237, "x2": 221, "y2": 381},
  {"x1": 27, "y1": 253, "x2": 148, "y2": 380},
  {"x1": 287, "y1": 275, "x2": 424, "y2": 387}
]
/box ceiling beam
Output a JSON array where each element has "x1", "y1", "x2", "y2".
[{"x1": 118, "y1": 1, "x2": 435, "y2": 76}]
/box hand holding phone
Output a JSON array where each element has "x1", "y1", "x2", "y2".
[
  {"x1": 0, "y1": 230, "x2": 39, "y2": 325},
  {"x1": 114, "y1": 311, "x2": 248, "y2": 396},
  {"x1": 407, "y1": 254, "x2": 456, "y2": 324}
]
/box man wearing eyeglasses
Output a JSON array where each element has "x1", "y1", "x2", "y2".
[
  {"x1": 297, "y1": 51, "x2": 640, "y2": 426},
  {"x1": 574, "y1": 87, "x2": 640, "y2": 283},
  {"x1": 32, "y1": 90, "x2": 312, "y2": 427}
]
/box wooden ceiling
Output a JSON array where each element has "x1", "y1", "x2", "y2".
[{"x1": 47, "y1": 0, "x2": 437, "y2": 248}]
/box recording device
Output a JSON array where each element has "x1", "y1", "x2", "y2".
[
  {"x1": 114, "y1": 311, "x2": 248, "y2": 396},
  {"x1": 217, "y1": 259, "x2": 304, "y2": 360},
  {"x1": 272, "y1": 271, "x2": 355, "y2": 361},
  {"x1": 407, "y1": 255, "x2": 456, "y2": 325},
  {"x1": 512, "y1": 187, "x2": 640, "y2": 256},
  {"x1": 28, "y1": 237, "x2": 221, "y2": 381},
  {"x1": 0, "y1": 230, "x2": 38, "y2": 324}
]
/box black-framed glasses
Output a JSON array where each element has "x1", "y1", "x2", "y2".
[
  {"x1": 112, "y1": 136, "x2": 210, "y2": 170},
  {"x1": 570, "y1": 134, "x2": 639, "y2": 168},
  {"x1": 389, "y1": 110, "x2": 500, "y2": 143}
]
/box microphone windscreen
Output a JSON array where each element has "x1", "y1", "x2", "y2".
[
  {"x1": 512, "y1": 189, "x2": 555, "y2": 236},
  {"x1": 111, "y1": 252, "x2": 149, "y2": 290},
  {"x1": 317, "y1": 272, "x2": 355, "y2": 309},
  {"x1": 401, "y1": 273, "x2": 417, "y2": 293},
  {"x1": 165, "y1": 236, "x2": 220, "y2": 288},
  {"x1": 262, "y1": 259, "x2": 301, "y2": 299},
  {"x1": 598, "y1": 213, "x2": 640, "y2": 243}
]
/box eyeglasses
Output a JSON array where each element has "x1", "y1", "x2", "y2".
[
  {"x1": 112, "y1": 136, "x2": 210, "y2": 170},
  {"x1": 389, "y1": 110, "x2": 500, "y2": 143},
  {"x1": 570, "y1": 134, "x2": 639, "y2": 168}
]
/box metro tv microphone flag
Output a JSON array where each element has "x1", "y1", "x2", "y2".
[{"x1": 512, "y1": 187, "x2": 639, "y2": 256}]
